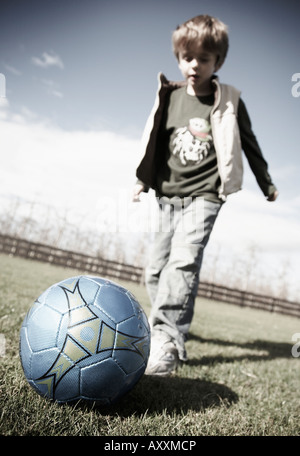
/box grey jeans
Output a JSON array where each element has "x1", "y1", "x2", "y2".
[{"x1": 145, "y1": 196, "x2": 222, "y2": 361}]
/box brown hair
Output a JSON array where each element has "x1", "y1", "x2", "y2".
[{"x1": 172, "y1": 15, "x2": 229, "y2": 67}]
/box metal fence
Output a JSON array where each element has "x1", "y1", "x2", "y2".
[{"x1": 1, "y1": 233, "x2": 299, "y2": 318}]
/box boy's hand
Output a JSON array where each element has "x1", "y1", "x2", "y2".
[
  {"x1": 132, "y1": 183, "x2": 145, "y2": 202},
  {"x1": 267, "y1": 190, "x2": 279, "y2": 202}
]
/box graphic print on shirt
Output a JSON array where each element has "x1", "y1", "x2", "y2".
[{"x1": 172, "y1": 117, "x2": 213, "y2": 166}]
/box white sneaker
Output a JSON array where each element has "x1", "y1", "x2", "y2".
[{"x1": 145, "y1": 334, "x2": 179, "y2": 376}]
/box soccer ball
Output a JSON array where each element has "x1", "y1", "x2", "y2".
[{"x1": 19, "y1": 275, "x2": 151, "y2": 405}]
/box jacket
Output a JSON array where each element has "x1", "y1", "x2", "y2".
[{"x1": 136, "y1": 73, "x2": 276, "y2": 201}]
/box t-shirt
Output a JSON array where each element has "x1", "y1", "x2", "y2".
[{"x1": 156, "y1": 87, "x2": 221, "y2": 203}]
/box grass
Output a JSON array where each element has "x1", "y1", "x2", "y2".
[{"x1": 0, "y1": 253, "x2": 300, "y2": 436}]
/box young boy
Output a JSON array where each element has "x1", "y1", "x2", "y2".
[{"x1": 133, "y1": 15, "x2": 278, "y2": 375}]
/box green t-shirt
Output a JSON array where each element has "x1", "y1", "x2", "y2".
[{"x1": 156, "y1": 87, "x2": 221, "y2": 203}]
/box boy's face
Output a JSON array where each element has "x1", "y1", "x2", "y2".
[{"x1": 178, "y1": 43, "x2": 221, "y2": 96}]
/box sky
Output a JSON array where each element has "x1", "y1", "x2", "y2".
[{"x1": 0, "y1": 0, "x2": 300, "y2": 299}]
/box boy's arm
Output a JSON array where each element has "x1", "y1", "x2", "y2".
[
  {"x1": 132, "y1": 180, "x2": 149, "y2": 202},
  {"x1": 238, "y1": 99, "x2": 278, "y2": 201}
]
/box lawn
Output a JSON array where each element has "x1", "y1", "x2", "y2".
[{"x1": 0, "y1": 253, "x2": 299, "y2": 437}]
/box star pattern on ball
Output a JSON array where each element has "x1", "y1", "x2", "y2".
[{"x1": 37, "y1": 279, "x2": 148, "y2": 398}]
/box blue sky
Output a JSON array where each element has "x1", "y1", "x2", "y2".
[
  {"x1": 0, "y1": 0, "x2": 300, "y2": 298},
  {"x1": 1, "y1": 0, "x2": 299, "y2": 134}
]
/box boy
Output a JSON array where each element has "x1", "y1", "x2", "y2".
[{"x1": 133, "y1": 15, "x2": 278, "y2": 375}]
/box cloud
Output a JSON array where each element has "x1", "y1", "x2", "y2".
[
  {"x1": 51, "y1": 89, "x2": 64, "y2": 98},
  {"x1": 4, "y1": 63, "x2": 22, "y2": 76},
  {"x1": 211, "y1": 188, "x2": 300, "y2": 252},
  {"x1": 0, "y1": 110, "x2": 141, "y2": 209},
  {"x1": 31, "y1": 51, "x2": 64, "y2": 69},
  {"x1": 41, "y1": 79, "x2": 64, "y2": 98}
]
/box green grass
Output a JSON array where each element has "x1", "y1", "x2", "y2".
[{"x1": 0, "y1": 253, "x2": 300, "y2": 436}]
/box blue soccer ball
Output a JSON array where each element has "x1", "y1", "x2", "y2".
[{"x1": 19, "y1": 275, "x2": 151, "y2": 405}]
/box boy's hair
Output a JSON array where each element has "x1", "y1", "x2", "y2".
[{"x1": 172, "y1": 15, "x2": 229, "y2": 67}]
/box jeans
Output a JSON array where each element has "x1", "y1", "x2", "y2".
[{"x1": 145, "y1": 196, "x2": 222, "y2": 361}]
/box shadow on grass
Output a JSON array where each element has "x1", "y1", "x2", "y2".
[
  {"x1": 103, "y1": 335, "x2": 291, "y2": 417},
  {"x1": 187, "y1": 334, "x2": 293, "y2": 366},
  {"x1": 92, "y1": 375, "x2": 238, "y2": 417}
]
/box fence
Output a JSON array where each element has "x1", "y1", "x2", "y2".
[{"x1": 1, "y1": 233, "x2": 299, "y2": 318}]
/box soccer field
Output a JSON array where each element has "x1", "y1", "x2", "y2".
[{"x1": 0, "y1": 253, "x2": 299, "y2": 436}]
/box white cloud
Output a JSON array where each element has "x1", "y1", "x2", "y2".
[
  {"x1": 31, "y1": 51, "x2": 64, "y2": 69},
  {"x1": 211, "y1": 189, "x2": 300, "y2": 251},
  {"x1": 0, "y1": 112, "x2": 142, "y2": 209},
  {"x1": 41, "y1": 79, "x2": 64, "y2": 98},
  {"x1": 51, "y1": 89, "x2": 64, "y2": 98},
  {"x1": 4, "y1": 63, "x2": 22, "y2": 76}
]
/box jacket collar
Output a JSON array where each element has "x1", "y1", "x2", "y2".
[
  {"x1": 158, "y1": 72, "x2": 221, "y2": 106},
  {"x1": 158, "y1": 71, "x2": 220, "y2": 88}
]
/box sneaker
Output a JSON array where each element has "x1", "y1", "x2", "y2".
[{"x1": 145, "y1": 337, "x2": 179, "y2": 376}]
